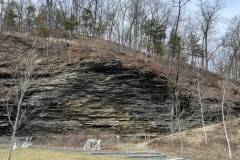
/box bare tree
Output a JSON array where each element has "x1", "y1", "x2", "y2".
[
  {"x1": 171, "y1": 0, "x2": 190, "y2": 155},
  {"x1": 0, "y1": 38, "x2": 38, "y2": 160},
  {"x1": 169, "y1": 97, "x2": 175, "y2": 148},
  {"x1": 92, "y1": 0, "x2": 99, "y2": 37},
  {"x1": 149, "y1": 0, "x2": 172, "y2": 26},
  {"x1": 196, "y1": 68, "x2": 208, "y2": 145},
  {"x1": 17, "y1": 0, "x2": 25, "y2": 33},
  {"x1": 172, "y1": 0, "x2": 190, "y2": 87},
  {"x1": 184, "y1": 15, "x2": 203, "y2": 66},
  {"x1": 126, "y1": 0, "x2": 146, "y2": 49},
  {"x1": 222, "y1": 15, "x2": 240, "y2": 79},
  {"x1": 105, "y1": 0, "x2": 119, "y2": 41},
  {"x1": 215, "y1": 48, "x2": 233, "y2": 159},
  {"x1": 0, "y1": 0, "x2": 4, "y2": 33},
  {"x1": 118, "y1": 0, "x2": 130, "y2": 46},
  {"x1": 219, "y1": 73, "x2": 232, "y2": 159},
  {"x1": 198, "y1": 0, "x2": 223, "y2": 70}
]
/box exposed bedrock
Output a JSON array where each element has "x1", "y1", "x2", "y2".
[{"x1": 0, "y1": 60, "x2": 239, "y2": 136}]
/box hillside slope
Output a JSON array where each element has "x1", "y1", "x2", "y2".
[
  {"x1": 149, "y1": 118, "x2": 240, "y2": 159},
  {"x1": 0, "y1": 33, "x2": 239, "y2": 136}
]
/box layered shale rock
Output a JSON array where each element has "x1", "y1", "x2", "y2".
[
  {"x1": 0, "y1": 35, "x2": 240, "y2": 136},
  {"x1": 1, "y1": 59, "x2": 239, "y2": 136},
  {"x1": 1, "y1": 60, "x2": 172, "y2": 135}
]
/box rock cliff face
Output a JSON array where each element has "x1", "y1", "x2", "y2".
[
  {"x1": 0, "y1": 35, "x2": 239, "y2": 136},
  {"x1": 1, "y1": 59, "x2": 239, "y2": 136},
  {"x1": 1, "y1": 60, "x2": 172, "y2": 135}
]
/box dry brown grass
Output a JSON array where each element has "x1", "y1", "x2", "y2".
[
  {"x1": 69, "y1": 44, "x2": 80, "y2": 54},
  {"x1": 33, "y1": 129, "x2": 148, "y2": 152},
  {"x1": 148, "y1": 119, "x2": 240, "y2": 160},
  {"x1": 203, "y1": 79, "x2": 219, "y2": 88},
  {"x1": 95, "y1": 40, "x2": 111, "y2": 60},
  {"x1": 34, "y1": 129, "x2": 119, "y2": 150}
]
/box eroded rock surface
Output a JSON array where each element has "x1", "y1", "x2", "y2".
[
  {"x1": 0, "y1": 60, "x2": 170, "y2": 135},
  {"x1": 1, "y1": 35, "x2": 240, "y2": 136}
]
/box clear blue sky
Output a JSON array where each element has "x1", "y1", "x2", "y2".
[
  {"x1": 222, "y1": 0, "x2": 240, "y2": 19},
  {"x1": 186, "y1": 0, "x2": 239, "y2": 19}
]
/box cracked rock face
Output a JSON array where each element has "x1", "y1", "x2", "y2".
[
  {"x1": 0, "y1": 60, "x2": 171, "y2": 135},
  {"x1": 0, "y1": 60, "x2": 239, "y2": 136}
]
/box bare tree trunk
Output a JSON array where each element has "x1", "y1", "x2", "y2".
[
  {"x1": 177, "y1": 116, "x2": 183, "y2": 155},
  {"x1": 69, "y1": 32, "x2": 72, "y2": 60},
  {"x1": 172, "y1": 0, "x2": 190, "y2": 154},
  {"x1": 8, "y1": 89, "x2": 25, "y2": 160},
  {"x1": 121, "y1": 6, "x2": 128, "y2": 45},
  {"x1": 6, "y1": 39, "x2": 37, "y2": 159},
  {"x1": 170, "y1": 100, "x2": 175, "y2": 148},
  {"x1": 0, "y1": 0, "x2": 3, "y2": 33},
  {"x1": 199, "y1": 0, "x2": 222, "y2": 70},
  {"x1": 221, "y1": 76, "x2": 232, "y2": 159},
  {"x1": 127, "y1": 21, "x2": 134, "y2": 48},
  {"x1": 197, "y1": 70, "x2": 208, "y2": 145},
  {"x1": 174, "y1": 96, "x2": 184, "y2": 155},
  {"x1": 168, "y1": 57, "x2": 175, "y2": 149},
  {"x1": 47, "y1": 38, "x2": 49, "y2": 60},
  {"x1": 52, "y1": 35, "x2": 58, "y2": 59},
  {"x1": 204, "y1": 33, "x2": 208, "y2": 70},
  {"x1": 174, "y1": 0, "x2": 183, "y2": 90},
  {"x1": 93, "y1": 0, "x2": 99, "y2": 37},
  {"x1": 201, "y1": 36, "x2": 205, "y2": 68}
]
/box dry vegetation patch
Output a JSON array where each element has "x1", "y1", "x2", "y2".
[
  {"x1": 148, "y1": 119, "x2": 240, "y2": 160},
  {"x1": 34, "y1": 129, "x2": 119, "y2": 151}
]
